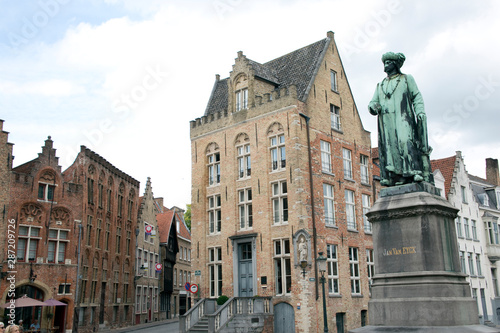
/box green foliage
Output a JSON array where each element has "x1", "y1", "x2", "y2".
[
  {"x1": 217, "y1": 295, "x2": 229, "y2": 305},
  {"x1": 184, "y1": 204, "x2": 191, "y2": 231}
]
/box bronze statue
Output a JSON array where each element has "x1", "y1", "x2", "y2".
[{"x1": 369, "y1": 52, "x2": 433, "y2": 186}]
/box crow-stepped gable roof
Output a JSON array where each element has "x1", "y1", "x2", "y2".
[{"x1": 204, "y1": 34, "x2": 332, "y2": 117}]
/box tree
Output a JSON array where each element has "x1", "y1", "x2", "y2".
[{"x1": 184, "y1": 204, "x2": 191, "y2": 231}]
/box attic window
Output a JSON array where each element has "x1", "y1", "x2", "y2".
[
  {"x1": 479, "y1": 193, "x2": 489, "y2": 206},
  {"x1": 236, "y1": 88, "x2": 248, "y2": 111}
]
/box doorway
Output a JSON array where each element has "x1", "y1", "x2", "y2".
[
  {"x1": 238, "y1": 242, "x2": 253, "y2": 296},
  {"x1": 274, "y1": 302, "x2": 295, "y2": 333},
  {"x1": 336, "y1": 312, "x2": 346, "y2": 333}
]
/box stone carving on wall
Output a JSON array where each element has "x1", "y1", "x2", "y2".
[
  {"x1": 20, "y1": 203, "x2": 43, "y2": 223},
  {"x1": 293, "y1": 229, "x2": 311, "y2": 267},
  {"x1": 267, "y1": 122, "x2": 284, "y2": 135},
  {"x1": 52, "y1": 207, "x2": 70, "y2": 225},
  {"x1": 39, "y1": 170, "x2": 56, "y2": 183}
]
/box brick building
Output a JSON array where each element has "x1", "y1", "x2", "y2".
[
  {"x1": 190, "y1": 32, "x2": 374, "y2": 332},
  {"x1": 63, "y1": 145, "x2": 139, "y2": 332},
  {"x1": 135, "y1": 177, "x2": 160, "y2": 324},
  {"x1": 157, "y1": 206, "x2": 192, "y2": 319},
  {"x1": 2, "y1": 136, "x2": 81, "y2": 332},
  {"x1": 0, "y1": 120, "x2": 13, "y2": 267}
]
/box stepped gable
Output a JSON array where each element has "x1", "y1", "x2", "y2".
[
  {"x1": 431, "y1": 155, "x2": 457, "y2": 198},
  {"x1": 80, "y1": 145, "x2": 140, "y2": 187},
  {"x1": 204, "y1": 37, "x2": 329, "y2": 116}
]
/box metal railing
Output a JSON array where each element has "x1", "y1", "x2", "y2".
[{"x1": 179, "y1": 298, "x2": 217, "y2": 332}]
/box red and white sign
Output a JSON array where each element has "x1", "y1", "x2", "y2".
[
  {"x1": 189, "y1": 284, "x2": 198, "y2": 294},
  {"x1": 145, "y1": 225, "x2": 153, "y2": 235},
  {"x1": 155, "y1": 263, "x2": 162, "y2": 272}
]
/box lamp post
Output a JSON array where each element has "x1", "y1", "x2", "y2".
[
  {"x1": 317, "y1": 251, "x2": 329, "y2": 333},
  {"x1": 300, "y1": 259, "x2": 308, "y2": 279}
]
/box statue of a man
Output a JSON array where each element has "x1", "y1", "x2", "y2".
[{"x1": 368, "y1": 52, "x2": 433, "y2": 186}]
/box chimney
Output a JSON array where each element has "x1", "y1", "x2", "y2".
[{"x1": 486, "y1": 158, "x2": 500, "y2": 186}]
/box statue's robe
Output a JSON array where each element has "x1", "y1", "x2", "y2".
[{"x1": 369, "y1": 74, "x2": 425, "y2": 185}]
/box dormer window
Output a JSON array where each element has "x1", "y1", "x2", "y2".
[
  {"x1": 38, "y1": 183, "x2": 55, "y2": 201},
  {"x1": 236, "y1": 88, "x2": 248, "y2": 111}
]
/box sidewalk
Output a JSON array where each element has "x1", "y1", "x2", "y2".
[{"x1": 98, "y1": 318, "x2": 179, "y2": 332}]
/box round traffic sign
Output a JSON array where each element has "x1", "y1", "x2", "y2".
[{"x1": 189, "y1": 284, "x2": 198, "y2": 294}]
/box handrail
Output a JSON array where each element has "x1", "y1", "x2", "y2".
[
  {"x1": 206, "y1": 296, "x2": 273, "y2": 333},
  {"x1": 179, "y1": 298, "x2": 204, "y2": 333}
]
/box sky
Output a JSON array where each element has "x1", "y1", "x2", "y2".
[{"x1": 1, "y1": 0, "x2": 499, "y2": 208}]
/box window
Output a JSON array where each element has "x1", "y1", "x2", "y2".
[
  {"x1": 116, "y1": 227, "x2": 121, "y2": 254},
  {"x1": 239, "y1": 188, "x2": 253, "y2": 230},
  {"x1": 117, "y1": 194, "x2": 123, "y2": 217},
  {"x1": 48, "y1": 229, "x2": 69, "y2": 263},
  {"x1": 360, "y1": 155, "x2": 369, "y2": 184},
  {"x1": 142, "y1": 286, "x2": 147, "y2": 313},
  {"x1": 236, "y1": 88, "x2": 248, "y2": 111},
  {"x1": 17, "y1": 225, "x2": 41, "y2": 262},
  {"x1": 487, "y1": 221, "x2": 500, "y2": 244},
  {"x1": 107, "y1": 189, "x2": 112, "y2": 212},
  {"x1": 323, "y1": 184, "x2": 335, "y2": 226},
  {"x1": 492, "y1": 268, "x2": 499, "y2": 297},
  {"x1": 144, "y1": 222, "x2": 153, "y2": 243},
  {"x1": 58, "y1": 283, "x2": 71, "y2": 295},
  {"x1": 366, "y1": 249, "x2": 374, "y2": 295},
  {"x1": 349, "y1": 247, "x2": 361, "y2": 295},
  {"x1": 209, "y1": 247, "x2": 223, "y2": 298},
  {"x1": 270, "y1": 134, "x2": 286, "y2": 171},
  {"x1": 237, "y1": 144, "x2": 251, "y2": 178},
  {"x1": 127, "y1": 198, "x2": 133, "y2": 220},
  {"x1": 461, "y1": 186, "x2": 467, "y2": 203},
  {"x1": 476, "y1": 254, "x2": 482, "y2": 276},
  {"x1": 208, "y1": 152, "x2": 221, "y2": 186},
  {"x1": 208, "y1": 195, "x2": 222, "y2": 234},
  {"x1": 330, "y1": 104, "x2": 341, "y2": 130},
  {"x1": 456, "y1": 218, "x2": 463, "y2": 238},
  {"x1": 320, "y1": 141, "x2": 332, "y2": 173},
  {"x1": 126, "y1": 231, "x2": 131, "y2": 256},
  {"x1": 343, "y1": 148, "x2": 353, "y2": 179},
  {"x1": 459, "y1": 251, "x2": 466, "y2": 274},
  {"x1": 272, "y1": 181, "x2": 288, "y2": 225},
  {"x1": 274, "y1": 239, "x2": 291, "y2": 295},
  {"x1": 95, "y1": 219, "x2": 102, "y2": 249},
  {"x1": 98, "y1": 183, "x2": 104, "y2": 208},
  {"x1": 362, "y1": 194, "x2": 371, "y2": 233},
  {"x1": 105, "y1": 221, "x2": 110, "y2": 250},
  {"x1": 463, "y1": 218, "x2": 470, "y2": 238},
  {"x1": 479, "y1": 193, "x2": 489, "y2": 206},
  {"x1": 330, "y1": 70, "x2": 338, "y2": 91},
  {"x1": 345, "y1": 189, "x2": 356, "y2": 230},
  {"x1": 38, "y1": 183, "x2": 55, "y2": 201},
  {"x1": 472, "y1": 220, "x2": 478, "y2": 240},
  {"x1": 87, "y1": 178, "x2": 94, "y2": 204},
  {"x1": 468, "y1": 252, "x2": 475, "y2": 276},
  {"x1": 327, "y1": 244, "x2": 339, "y2": 295}
]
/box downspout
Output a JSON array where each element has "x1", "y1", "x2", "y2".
[
  {"x1": 299, "y1": 113, "x2": 319, "y2": 300},
  {"x1": 73, "y1": 221, "x2": 83, "y2": 333}
]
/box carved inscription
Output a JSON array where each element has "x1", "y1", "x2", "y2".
[{"x1": 383, "y1": 246, "x2": 417, "y2": 256}]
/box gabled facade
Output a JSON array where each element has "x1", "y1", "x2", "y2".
[
  {"x1": 431, "y1": 152, "x2": 494, "y2": 324},
  {"x1": 157, "y1": 206, "x2": 192, "y2": 319},
  {"x1": 0, "y1": 120, "x2": 13, "y2": 267},
  {"x1": 135, "y1": 177, "x2": 160, "y2": 324},
  {"x1": 190, "y1": 32, "x2": 374, "y2": 332},
  {"x1": 63, "y1": 145, "x2": 139, "y2": 332},
  {"x1": 469, "y1": 158, "x2": 500, "y2": 324},
  {"x1": 2, "y1": 136, "x2": 80, "y2": 333}
]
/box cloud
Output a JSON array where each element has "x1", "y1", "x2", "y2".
[{"x1": 0, "y1": 79, "x2": 85, "y2": 96}]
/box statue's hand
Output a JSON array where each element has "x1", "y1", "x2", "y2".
[
  {"x1": 369, "y1": 103, "x2": 381, "y2": 115},
  {"x1": 417, "y1": 113, "x2": 426, "y2": 122}
]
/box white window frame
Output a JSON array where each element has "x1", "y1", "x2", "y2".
[
  {"x1": 208, "y1": 195, "x2": 222, "y2": 234},
  {"x1": 345, "y1": 189, "x2": 356, "y2": 230},
  {"x1": 343, "y1": 148, "x2": 353, "y2": 180},
  {"x1": 270, "y1": 134, "x2": 286, "y2": 171},
  {"x1": 463, "y1": 218, "x2": 470, "y2": 238},
  {"x1": 330, "y1": 104, "x2": 341, "y2": 130},
  {"x1": 320, "y1": 140, "x2": 332, "y2": 173},
  {"x1": 323, "y1": 184, "x2": 335, "y2": 226},
  {"x1": 360, "y1": 155, "x2": 369, "y2": 184},
  {"x1": 238, "y1": 188, "x2": 253, "y2": 230},
  {"x1": 459, "y1": 251, "x2": 466, "y2": 274},
  {"x1": 330, "y1": 70, "x2": 338, "y2": 92},
  {"x1": 472, "y1": 220, "x2": 478, "y2": 240},
  {"x1": 17, "y1": 225, "x2": 42, "y2": 262},
  {"x1": 209, "y1": 247, "x2": 223, "y2": 298},
  {"x1": 208, "y1": 152, "x2": 221, "y2": 186},
  {"x1": 272, "y1": 180, "x2": 288, "y2": 225},
  {"x1": 476, "y1": 254, "x2": 482, "y2": 276},
  {"x1": 236, "y1": 88, "x2": 248, "y2": 111},
  {"x1": 38, "y1": 182, "x2": 56, "y2": 202},
  {"x1": 366, "y1": 249, "x2": 374, "y2": 295},
  {"x1": 349, "y1": 247, "x2": 361, "y2": 295},
  {"x1": 274, "y1": 239, "x2": 291, "y2": 296},
  {"x1": 456, "y1": 218, "x2": 463, "y2": 238},
  {"x1": 468, "y1": 252, "x2": 475, "y2": 276},
  {"x1": 48, "y1": 228, "x2": 69, "y2": 264},
  {"x1": 362, "y1": 194, "x2": 371, "y2": 233},
  {"x1": 327, "y1": 244, "x2": 339, "y2": 295},
  {"x1": 237, "y1": 143, "x2": 251, "y2": 179}
]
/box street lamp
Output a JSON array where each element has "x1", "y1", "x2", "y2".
[
  {"x1": 300, "y1": 259, "x2": 308, "y2": 279},
  {"x1": 317, "y1": 251, "x2": 329, "y2": 333}
]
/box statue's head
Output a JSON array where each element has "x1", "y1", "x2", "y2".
[{"x1": 382, "y1": 52, "x2": 405, "y2": 74}]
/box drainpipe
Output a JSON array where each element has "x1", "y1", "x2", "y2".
[
  {"x1": 73, "y1": 222, "x2": 82, "y2": 333},
  {"x1": 299, "y1": 113, "x2": 319, "y2": 300}
]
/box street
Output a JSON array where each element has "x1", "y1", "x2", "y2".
[{"x1": 117, "y1": 321, "x2": 179, "y2": 333}]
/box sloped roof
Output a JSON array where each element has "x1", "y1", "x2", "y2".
[
  {"x1": 13, "y1": 159, "x2": 37, "y2": 174},
  {"x1": 204, "y1": 37, "x2": 329, "y2": 116},
  {"x1": 431, "y1": 155, "x2": 456, "y2": 198},
  {"x1": 175, "y1": 211, "x2": 191, "y2": 241},
  {"x1": 157, "y1": 210, "x2": 174, "y2": 243}
]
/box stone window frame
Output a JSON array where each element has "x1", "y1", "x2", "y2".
[
  {"x1": 330, "y1": 104, "x2": 341, "y2": 131},
  {"x1": 467, "y1": 252, "x2": 475, "y2": 276},
  {"x1": 207, "y1": 151, "x2": 221, "y2": 186},
  {"x1": 327, "y1": 244, "x2": 339, "y2": 295},
  {"x1": 362, "y1": 194, "x2": 371, "y2": 233},
  {"x1": 360, "y1": 154, "x2": 370, "y2": 184},
  {"x1": 208, "y1": 194, "x2": 222, "y2": 235},
  {"x1": 323, "y1": 183, "x2": 335, "y2": 227},
  {"x1": 237, "y1": 142, "x2": 251, "y2": 179},
  {"x1": 349, "y1": 247, "x2": 361, "y2": 295},
  {"x1": 271, "y1": 180, "x2": 288, "y2": 225},
  {"x1": 269, "y1": 133, "x2": 286, "y2": 172},
  {"x1": 208, "y1": 247, "x2": 223, "y2": 298},
  {"x1": 47, "y1": 228, "x2": 70, "y2": 264},
  {"x1": 320, "y1": 140, "x2": 332, "y2": 173},
  {"x1": 38, "y1": 182, "x2": 56, "y2": 202},
  {"x1": 273, "y1": 238, "x2": 292, "y2": 296},
  {"x1": 366, "y1": 249, "x2": 374, "y2": 296},
  {"x1": 238, "y1": 188, "x2": 253, "y2": 230},
  {"x1": 17, "y1": 225, "x2": 42, "y2": 262},
  {"x1": 330, "y1": 70, "x2": 338, "y2": 92},
  {"x1": 343, "y1": 148, "x2": 353, "y2": 180},
  {"x1": 345, "y1": 189, "x2": 356, "y2": 231}
]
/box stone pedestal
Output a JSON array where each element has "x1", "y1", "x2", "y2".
[{"x1": 351, "y1": 183, "x2": 500, "y2": 333}]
